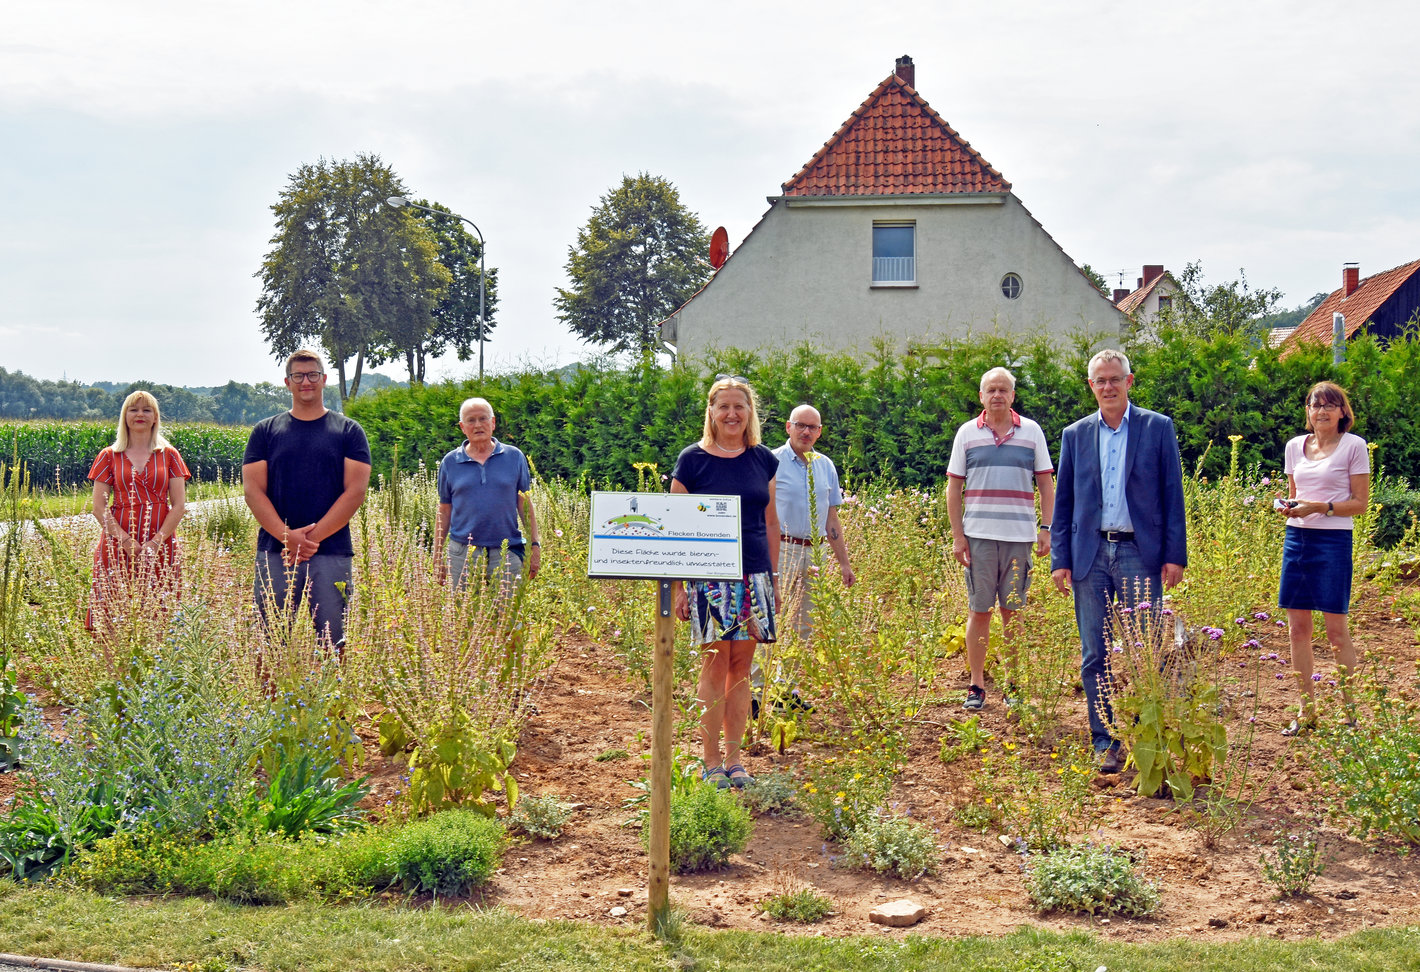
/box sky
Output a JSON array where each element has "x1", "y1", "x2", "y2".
[{"x1": 3, "y1": 0, "x2": 1417, "y2": 388}]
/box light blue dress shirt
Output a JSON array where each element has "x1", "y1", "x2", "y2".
[
  {"x1": 1097, "y1": 410, "x2": 1133, "y2": 532},
  {"x1": 772, "y1": 442, "x2": 843, "y2": 540}
]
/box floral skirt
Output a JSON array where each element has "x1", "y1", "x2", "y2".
[{"x1": 688, "y1": 572, "x2": 777, "y2": 646}]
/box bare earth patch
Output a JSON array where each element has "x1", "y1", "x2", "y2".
[{"x1": 350, "y1": 581, "x2": 1420, "y2": 943}]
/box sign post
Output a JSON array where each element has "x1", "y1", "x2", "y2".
[{"x1": 587, "y1": 491, "x2": 742, "y2": 932}]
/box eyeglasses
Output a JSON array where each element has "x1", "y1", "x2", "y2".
[
  {"x1": 791, "y1": 421, "x2": 822, "y2": 432},
  {"x1": 287, "y1": 371, "x2": 324, "y2": 384},
  {"x1": 1089, "y1": 375, "x2": 1128, "y2": 388},
  {"x1": 715, "y1": 373, "x2": 749, "y2": 384},
  {"x1": 461, "y1": 415, "x2": 493, "y2": 425},
  {"x1": 1307, "y1": 401, "x2": 1341, "y2": 411}
]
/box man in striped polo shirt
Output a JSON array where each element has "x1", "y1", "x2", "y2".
[{"x1": 947, "y1": 367, "x2": 1056, "y2": 710}]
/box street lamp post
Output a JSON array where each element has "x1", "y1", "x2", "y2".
[{"x1": 386, "y1": 196, "x2": 487, "y2": 381}]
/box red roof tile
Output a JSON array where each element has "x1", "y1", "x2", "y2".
[
  {"x1": 781, "y1": 74, "x2": 1010, "y2": 197},
  {"x1": 1286, "y1": 259, "x2": 1420, "y2": 348}
]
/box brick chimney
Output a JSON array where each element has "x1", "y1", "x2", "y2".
[
  {"x1": 1142, "y1": 265, "x2": 1164, "y2": 286},
  {"x1": 1114, "y1": 288, "x2": 1131, "y2": 303},
  {"x1": 895, "y1": 55, "x2": 915, "y2": 88},
  {"x1": 1343, "y1": 262, "x2": 1360, "y2": 297}
]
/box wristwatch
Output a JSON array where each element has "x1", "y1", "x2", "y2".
[{"x1": 1325, "y1": 502, "x2": 1334, "y2": 517}]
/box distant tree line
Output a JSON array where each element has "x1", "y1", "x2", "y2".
[{"x1": 0, "y1": 368, "x2": 407, "y2": 424}]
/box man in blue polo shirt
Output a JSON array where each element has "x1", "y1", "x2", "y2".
[{"x1": 435, "y1": 397, "x2": 540, "y2": 590}]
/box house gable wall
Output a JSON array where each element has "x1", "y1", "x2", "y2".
[{"x1": 671, "y1": 194, "x2": 1124, "y2": 356}]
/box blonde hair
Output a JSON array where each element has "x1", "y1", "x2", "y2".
[
  {"x1": 113, "y1": 390, "x2": 174, "y2": 452},
  {"x1": 699, "y1": 376, "x2": 762, "y2": 450}
]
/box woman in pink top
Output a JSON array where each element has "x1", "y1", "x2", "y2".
[
  {"x1": 87, "y1": 390, "x2": 190, "y2": 632},
  {"x1": 1274, "y1": 381, "x2": 1369, "y2": 735}
]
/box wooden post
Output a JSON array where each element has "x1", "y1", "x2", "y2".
[{"x1": 647, "y1": 578, "x2": 675, "y2": 932}]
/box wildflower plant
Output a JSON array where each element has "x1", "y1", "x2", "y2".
[
  {"x1": 1024, "y1": 841, "x2": 1160, "y2": 916},
  {"x1": 1103, "y1": 597, "x2": 1227, "y2": 799},
  {"x1": 840, "y1": 808, "x2": 939, "y2": 879},
  {"x1": 970, "y1": 741, "x2": 1097, "y2": 851},
  {"x1": 349, "y1": 494, "x2": 553, "y2": 815},
  {"x1": 509, "y1": 793, "x2": 573, "y2": 840},
  {"x1": 1308, "y1": 663, "x2": 1420, "y2": 844},
  {"x1": 1259, "y1": 828, "x2": 1326, "y2": 897}
]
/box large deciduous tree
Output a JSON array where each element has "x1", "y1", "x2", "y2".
[
  {"x1": 255, "y1": 154, "x2": 450, "y2": 401},
  {"x1": 555, "y1": 173, "x2": 710, "y2": 355},
  {"x1": 386, "y1": 200, "x2": 498, "y2": 384}
]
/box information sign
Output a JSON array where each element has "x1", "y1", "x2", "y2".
[{"x1": 587, "y1": 491, "x2": 742, "y2": 580}]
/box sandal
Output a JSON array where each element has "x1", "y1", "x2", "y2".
[
  {"x1": 702, "y1": 765, "x2": 731, "y2": 789},
  {"x1": 725, "y1": 764, "x2": 754, "y2": 788},
  {"x1": 1281, "y1": 719, "x2": 1315, "y2": 737}
]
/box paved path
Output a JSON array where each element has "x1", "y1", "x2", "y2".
[{"x1": 0, "y1": 954, "x2": 154, "y2": 972}]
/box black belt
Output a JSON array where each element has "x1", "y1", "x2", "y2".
[{"x1": 1100, "y1": 530, "x2": 1135, "y2": 543}]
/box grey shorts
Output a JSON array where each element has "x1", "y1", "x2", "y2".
[
  {"x1": 447, "y1": 539, "x2": 524, "y2": 594},
  {"x1": 964, "y1": 537, "x2": 1033, "y2": 613}
]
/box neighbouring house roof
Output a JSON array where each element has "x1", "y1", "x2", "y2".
[
  {"x1": 1287, "y1": 259, "x2": 1420, "y2": 346},
  {"x1": 1116, "y1": 272, "x2": 1175, "y2": 315},
  {"x1": 780, "y1": 72, "x2": 1010, "y2": 197}
]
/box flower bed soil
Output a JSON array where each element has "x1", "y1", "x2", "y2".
[{"x1": 348, "y1": 581, "x2": 1420, "y2": 943}]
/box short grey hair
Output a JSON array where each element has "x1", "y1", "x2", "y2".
[
  {"x1": 459, "y1": 396, "x2": 494, "y2": 420},
  {"x1": 979, "y1": 367, "x2": 1017, "y2": 392},
  {"x1": 1088, "y1": 348, "x2": 1132, "y2": 377}
]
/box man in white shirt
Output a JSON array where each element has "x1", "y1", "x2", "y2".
[{"x1": 947, "y1": 367, "x2": 1055, "y2": 711}]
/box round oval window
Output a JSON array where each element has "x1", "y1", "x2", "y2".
[{"x1": 1001, "y1": 273, "x2": 1023, "y2": 300}]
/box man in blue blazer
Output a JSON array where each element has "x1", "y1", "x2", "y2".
[{"x1": 1050, "y1": 349, "x2": 1187, "y2": 773}]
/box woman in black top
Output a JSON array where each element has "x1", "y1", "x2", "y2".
[{"x1": 671, "y1": 375, "x2": 780, "y2": 789}]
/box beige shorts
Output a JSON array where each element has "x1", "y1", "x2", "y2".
[{"x1": 964, "y1": 537, "x2": 1032, "y2": 613}]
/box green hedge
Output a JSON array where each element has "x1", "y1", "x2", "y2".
[
  {"x1": 1, "y1": 422, "x2": 250, "y2": 489},
  {"x1": 348, "y1": 330, "x2": 1418, "y2": 490}
]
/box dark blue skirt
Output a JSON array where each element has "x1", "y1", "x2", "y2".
[{"x1": 1278, "y1": 527, "x2": 1353, "y2": 615}]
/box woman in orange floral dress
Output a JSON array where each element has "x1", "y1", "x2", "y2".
[{"x1": 87, "y1": 390, "x2": 190, "y2": 630}]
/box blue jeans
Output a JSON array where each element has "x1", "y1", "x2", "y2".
[
  {"x1": 1073, "y1": 540, "x2": 1160, "y2": 753},
  {"x1": 254, "y1": 551, "x2": 354, "y2": 649}
]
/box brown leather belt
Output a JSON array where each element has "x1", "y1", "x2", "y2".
[{"x1": 780, "y1": 534, "x2": 818, "y2": 547}]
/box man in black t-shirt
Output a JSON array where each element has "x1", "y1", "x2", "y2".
[{"x1": 242, "y1": 349, "x2": 372, "y2": 648}]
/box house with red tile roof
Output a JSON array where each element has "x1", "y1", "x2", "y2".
[
  {"x1": 659, "y1": 56, "x2": 1126, "y2": 357},
  {"x1": 1282, "y1": 260, "x2": 1420, "y2": 352},
  {"x1": 1114, "y1": 265, "x2": 1183, "y2": 328}
]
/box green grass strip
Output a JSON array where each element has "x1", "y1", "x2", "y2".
[{"x1": 0, "y1": 886, "x2": 1416, "y2": 972}]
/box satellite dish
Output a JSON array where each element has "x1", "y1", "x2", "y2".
[{"x1": 709, "y1": 226, "x2": 729, "y2": 270}]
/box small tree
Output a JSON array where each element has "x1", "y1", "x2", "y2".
[
  {"x1": 555, "y1": 173, "x2": 711, "y2": 355},
  {"x1": 1145, "y1": 261, "x2": 1284, "y2": 341}
]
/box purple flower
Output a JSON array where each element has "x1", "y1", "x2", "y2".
[
  {"x1": 1312, "y1": 674, "x2": 1322, "y2": 682},
  {"x1": 1253, "y1": 611, "x2": 1271, "y2": 621},
  {"x1": 1276, "y1": 673, "x2": 1285, "y2": 680},
  {"x1": 1138, "y1": 601, "x2": 1152, "y2": 611},
  {"x1": 1235, "y1": 617, "x2": 1247, "y2": 625}
]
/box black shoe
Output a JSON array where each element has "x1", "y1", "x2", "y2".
[
  {"x1": 963, "y1": 685, "x2": 986, "y2": 711},
  {"x1": 1098, "y1": 748, "x2": 1125, "y2": 775}
]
